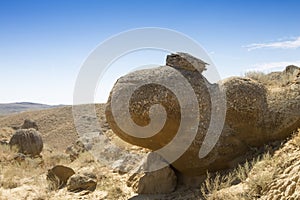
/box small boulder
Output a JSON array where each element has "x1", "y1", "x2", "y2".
[
  {"x1": 9, "y1": 128, "x2": 43, "y2": 156},
  {"x1": 21, "y1": 119, "x2": 38, "y2": 130},
  {"x1": 67, "y1": 172, "x2": 97, "y2": 193},
  {"x1": 47, "y1": 165, "x2": 75, "y2": 190},
  {"x1": 127, "y1": 153, "x2": 177, "y2": 194}
]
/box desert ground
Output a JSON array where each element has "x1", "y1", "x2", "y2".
[
  {"x1": 0, "y1": 104, "x2": 300, "y2": 199},
  {"x1": 0, "y1": 59, "x2": 300, "y2": 199}
]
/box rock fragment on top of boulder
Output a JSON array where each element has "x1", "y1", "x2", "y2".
[
  {"x1": 127, "y1": 153, "x2": 177, "y2": 194},
  {"x1": 166, "y1": 52, "x2": 208, "y2": 72},
  {"x1": 21, "y1": 119, "x2": 39, "y2": 130},
  {"x1": 9, "y1": 128, "x2": 43, "y2": 156},
  {"x1": 47, "y1": 165, "x2": 75, "y2": 190},
  {"x1": 67, "y1": 172, "x2": 97, "y2": 193}
]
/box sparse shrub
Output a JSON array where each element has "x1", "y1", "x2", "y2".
[
  {"x1": 245, "y1": 71, "x2": 266, "y2": 82},
  {"x1": 235, "y1": 160, "x2": 251, "y2": 182},
  {"x1": 245, "y1": 152, "x2": 278, "y2": 198},
  {"x1": 246, "y1": 170, "x2": 274, "y2": 198},
  {"x1": 43, "y1": 153, "x2": 71, "y2": 167},
  {"x1": 245, "y1": 68, "x2": 298, "y2": 86},
  {"x1": 290, "y1": 129, "x2": 300, "y2": 147},
  {"x1": 200, "y1": 156, "x2": 264, "y2": 200},
  {"x1": 200, "y1": 171, "x2": 235, "y2": 199}
]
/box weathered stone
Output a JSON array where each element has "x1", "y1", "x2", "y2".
[
  {"x1": 127, "y1": 153, "x2": 177, "y2": 194},
  {"x1": 21, "y1": 119, "x2": 38, "y2": 130},
  {"x1": 67, "y1": 172, "x2": 97, "y2": 193},
  {"x1": 166, "y1": 52, "x2": 207, "y2": 72},
  {"x1": 105, "y1": 53, "x2": 300, "y2": 176},
  {"x1": 47, "y1": 165, "x2": 75, "y2": 190},
  {"x1": 9, "y1": 128, "x2": 43, "y2": 156}
]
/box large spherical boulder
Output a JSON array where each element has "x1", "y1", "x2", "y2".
[
  {"x1": 9, "y1": 128, "x2": 43, "y2": 156},
  {"x1": 105, "y1": 53, "x2": 300, "y2": 176}
]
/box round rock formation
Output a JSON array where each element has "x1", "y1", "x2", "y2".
[
  {"x1": 9, "y1": 128, "x2": 43, "y2": 156},
  {"x1": 105, "y1": 53, "x2": 300, "y2": 176}
]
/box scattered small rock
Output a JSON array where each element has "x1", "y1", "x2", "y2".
[{"x1": 67, "y1": 172, "x2": 97, "y2": 193}]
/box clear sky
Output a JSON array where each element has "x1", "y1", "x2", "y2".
[{"x1": 1, "y1": 0, "x2": 300, "y2": 104}]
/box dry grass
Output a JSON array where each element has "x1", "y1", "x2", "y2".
[
  {"x1": 0, "y1": 144, "x2": 45, "y2": 188},
  {"x1": 0, "y1": 127, "x2": 14, "y2": 140},
  {"x1": 245, "y1": 71, "x2": 267, "y2": 82},
  {"x1": 200, "y1": 151, "x2": 275, "y2": 200},
  {"x1": 200, "y1": 130, "x2": 300, "y2": 200},
  {"x1": 200, "y1": 171, "x2": 235, "y2": 199},
  {"x1": 290, "y1": 129, "x2": 300, "y2": 147},
  {"x1": 245, "y1": 69, "x2": 295, "y2": 87},
  {"x1": 235, "y1": 160, "x2": 252, "y2": 183},
  {"x1": 245, "y1": 152, "x2": 276, "y2": 198},
  {"x1": 0, "y1": 142, "x2": 132, "y2": 200},
  {"x1": 245, "y1": 131, "x2": 300, "y2": 198}
]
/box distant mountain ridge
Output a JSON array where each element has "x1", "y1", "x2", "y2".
[{"x1": 0, "y1": 102, "x2": 61, "y2": 116}]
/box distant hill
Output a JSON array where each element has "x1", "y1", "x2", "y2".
[{"x1": 0, "y1": 102, "x2": 61, "y2": 116}]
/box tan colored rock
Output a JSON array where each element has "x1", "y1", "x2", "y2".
[
  {"x1": 106, "y1": 53, "x2": 300, "y2": 176},
  {"x1": 166, "y1": 52, "x2": 208, "y2": 72},
  {"x1": 21, "y1": 119, "x2": 38, "y2": 130},
  {"x1": 67, "y1": 172, "x2": 97, "y2": 193},
  {"x1": 127, "y1": 153, "x2": 177, "y2": 194},
  {"x1": 9, "y1": 128, "x2": 43, "y2": 156},
  {"x1": 47, "y1": 165, "x2": 75, "y2": 190}
]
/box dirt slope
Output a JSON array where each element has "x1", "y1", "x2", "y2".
[{"x1": 0, "y1": 104, "x2": 107, "y2": 151}]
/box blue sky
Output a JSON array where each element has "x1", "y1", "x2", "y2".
[{"x1": 0, "y1": 0, "x2": 300, "y2": 104}]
